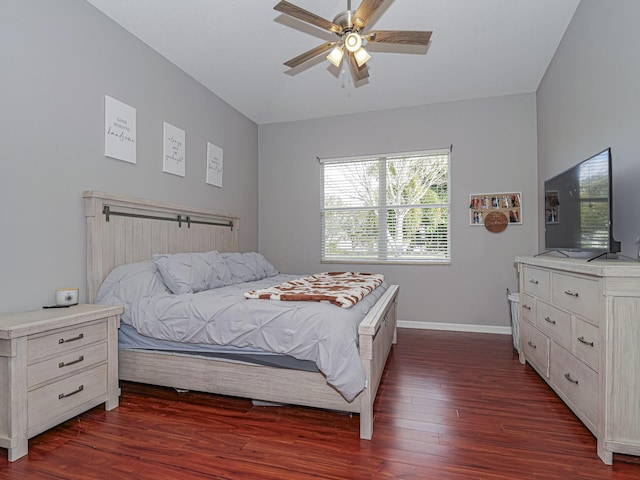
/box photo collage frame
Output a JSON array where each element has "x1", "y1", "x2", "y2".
[{"x1": 469, "y1": 192, "x2": 522, "y2": 226}]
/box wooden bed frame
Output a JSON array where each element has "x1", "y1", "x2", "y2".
[{"x1": 83, "y1": 191, "x2": 399, "y2": 439}]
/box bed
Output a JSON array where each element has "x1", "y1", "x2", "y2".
[{"x1": 83, "y1": 191, "x2": 399, "y2": 439}]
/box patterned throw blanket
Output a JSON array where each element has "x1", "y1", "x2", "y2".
[{"x1": 244, "y1": 272, "x2": 384, "y2": 308}]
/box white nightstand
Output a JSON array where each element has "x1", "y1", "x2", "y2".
[{"x1": 0, "y1": 304, "x2": 123, "y2": 462}]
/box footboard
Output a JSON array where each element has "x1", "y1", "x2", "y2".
[{"x1": 357, "y1": 284, "x2": 399, "y2": 439}]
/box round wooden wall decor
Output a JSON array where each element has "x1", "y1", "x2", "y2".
[{"x1": 484, "y1": 211, "x2": 509, "y2": 233}]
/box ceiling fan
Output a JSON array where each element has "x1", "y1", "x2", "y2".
[{"x1": 274, "y1": 0, "x2": 432, "y2": 83}]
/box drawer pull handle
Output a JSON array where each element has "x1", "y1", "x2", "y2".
[
  {"x1": 529, "y1": 279, "x2": 539, "y2": 285},
  {"x1": 564, "y1": 373, "x2": 579, "y2": 385},
  {"x1": 544, "y1": 316, "x2": 556, "y2": 325},
  {"x1": 59, "y1": 355, "x2": 84, "y2": 368},
  {"x1": 527, "y1": 340, "x2": 537, "y2": 349},
  {"x1": 59, "y1": 385, "x2": 84, "y2": 400},
  {"x1": 564, "y1": 290, "x2": 579, "y2": 298},
  {"x1": 59, "y1": 333, "x2": 84, "y2": 344},
  {"x1": 523, "y1": 304, "x2": 532, "y2": 311},
  {"x1": 577, "y1": 336, "x2": 594, "y2": 347}
]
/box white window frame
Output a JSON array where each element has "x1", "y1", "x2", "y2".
[{"x1": 320, "y1": 148, "x2": 451, "y2": 265}]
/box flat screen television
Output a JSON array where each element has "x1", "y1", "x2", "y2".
[{"x1": 544, "y1": 148, "x2": 620, "y2": 256}]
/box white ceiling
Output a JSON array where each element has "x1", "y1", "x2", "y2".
[{"x1": 85, "y1": 0, "x2": 580, "y2": 125}]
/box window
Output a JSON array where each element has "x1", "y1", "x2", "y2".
[{"x1": 321, "y1": 149, "x2": 450, "y2": 263}]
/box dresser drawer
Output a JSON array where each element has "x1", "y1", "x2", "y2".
[
  {"x1": 28, "y1": 342, "x2": 108, "y2": 388},
  {"x1": 521, "y1": 293, "x2": 536, "y2": 324},
  {"x1": 572, "y1": 317, "x2": 599, "y2": 372},
  {"x1": 521, "y1": 320, "x2": 550, "y2": 378},
  {"x1": 552, "y1": 272, "x2": 600, "y2": 324},
  {"x1": 28, "y1": 364, "x2": 107, "y2": 432},
  {"x1": 523, "y1": 266, "x2": 551, "y2": 301},
  {"x1": 537, "y1": 301, "x2": 572, "y2": 351},
  {"x1": 550, "y1": 344, "x2": 598, "y2": 428},
  {"x1": 28, "y1": 321, "x2": 107, "y2": 363}
]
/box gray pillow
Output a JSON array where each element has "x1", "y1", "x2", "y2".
[
  {"x1": 221, "y1": 252, "x2": 279, "y2": 283},
  {"x1": 95, "y1": 260, "x2": 171, "y2": 320},
  {"x1": 153, "y1": 250, "x2": 233, "y2": 294}
]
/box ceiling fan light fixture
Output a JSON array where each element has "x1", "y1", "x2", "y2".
[
  {"x1": 353, "y1": 47, "x2": 371, "y2": 67},
  {"x1": 275, "y1": 0, "x2": 432, "y2": 83},
  {"x1": 326, "y1": 45, "x2": 345, "y2": 67},
  {"x1": 344, "y1": 32, "x2": 362, "y2": 53}
]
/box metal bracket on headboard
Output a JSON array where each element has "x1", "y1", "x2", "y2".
[{"x1": 102, "y1": 205, "x2": 234, "y2": 230}]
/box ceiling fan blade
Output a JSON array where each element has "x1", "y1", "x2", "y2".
[
  {"x1": 274, "y1": 1, "x2": 342, "y2": 34},
  {"x1": 348, "y1": 52, "x2": 369, "y2": 82},
  {"x1": 353, "y1": 0, "x2": 386, "y2": 29},
  {"x1": 284, "y1": 41, "x2": 337, "y2": 69},
  {"x1": 366, "y1": 30, "x2": 432, "y2": 46}
]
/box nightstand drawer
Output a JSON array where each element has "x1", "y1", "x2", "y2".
[
  {"x1": 28, "y1": 321, "x2": 107, "y2": 363},
  {"x1": 28, "y1": 364, "x2": 108, "y2": 431},
  {"x1": 28, "y1": 342, "x2": 108, "y2": 388}
]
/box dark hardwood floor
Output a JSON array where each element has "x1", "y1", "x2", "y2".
[{"x1": 2, "y1": 329, "x2": 640, "y2": 479}]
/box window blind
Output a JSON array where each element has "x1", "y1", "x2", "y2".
[{"x1": 321, "y1": 149, "x2": 450, "y2": 263}]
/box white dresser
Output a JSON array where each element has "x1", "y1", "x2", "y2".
[
  {"x1": 0, "y1": 304, "x2": 123, "y2": 461},
  {"x1": 516, "y1": 256, "x2": 640, "y2": 464}
]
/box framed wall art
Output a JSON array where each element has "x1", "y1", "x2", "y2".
[
  {"x1": 163, "y1": 122, "x2": 185, "y2": 177},
  {"x1": 469, "y1": 192, "x2": 522, "y2": 226},
  {"x1": 104, "y1": 95, "x2": 136, "y2": 164},
  {"x1": 206, "y1": 141, "x2": 223, "y2": 187}
]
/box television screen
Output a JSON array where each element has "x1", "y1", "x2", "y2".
[{"x1": 544, "y1": 148, "x2": 620, "y2": 254}]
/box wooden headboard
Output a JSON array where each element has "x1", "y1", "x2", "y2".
[{"x1": 83, "y1": 191, "x2": 239, "y2": 303}]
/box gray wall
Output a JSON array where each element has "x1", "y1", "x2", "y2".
[
  {"x1": 258, "y1": 94, "x2": 538, "y2": 329},
  {"x1": 0, "y1": 0, "x2": 259, "y2": 314},
  {"x1": 537, "y1": 0, "x2": 640, "y2": 259}
]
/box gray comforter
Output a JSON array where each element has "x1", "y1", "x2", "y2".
[{"x1": 98, "y1": 271, "x2": 386, "y2": 401}]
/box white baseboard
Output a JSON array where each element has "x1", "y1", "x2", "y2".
[{"x1": 398, "y1": 320, "x2": 512, "y2": 335}]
